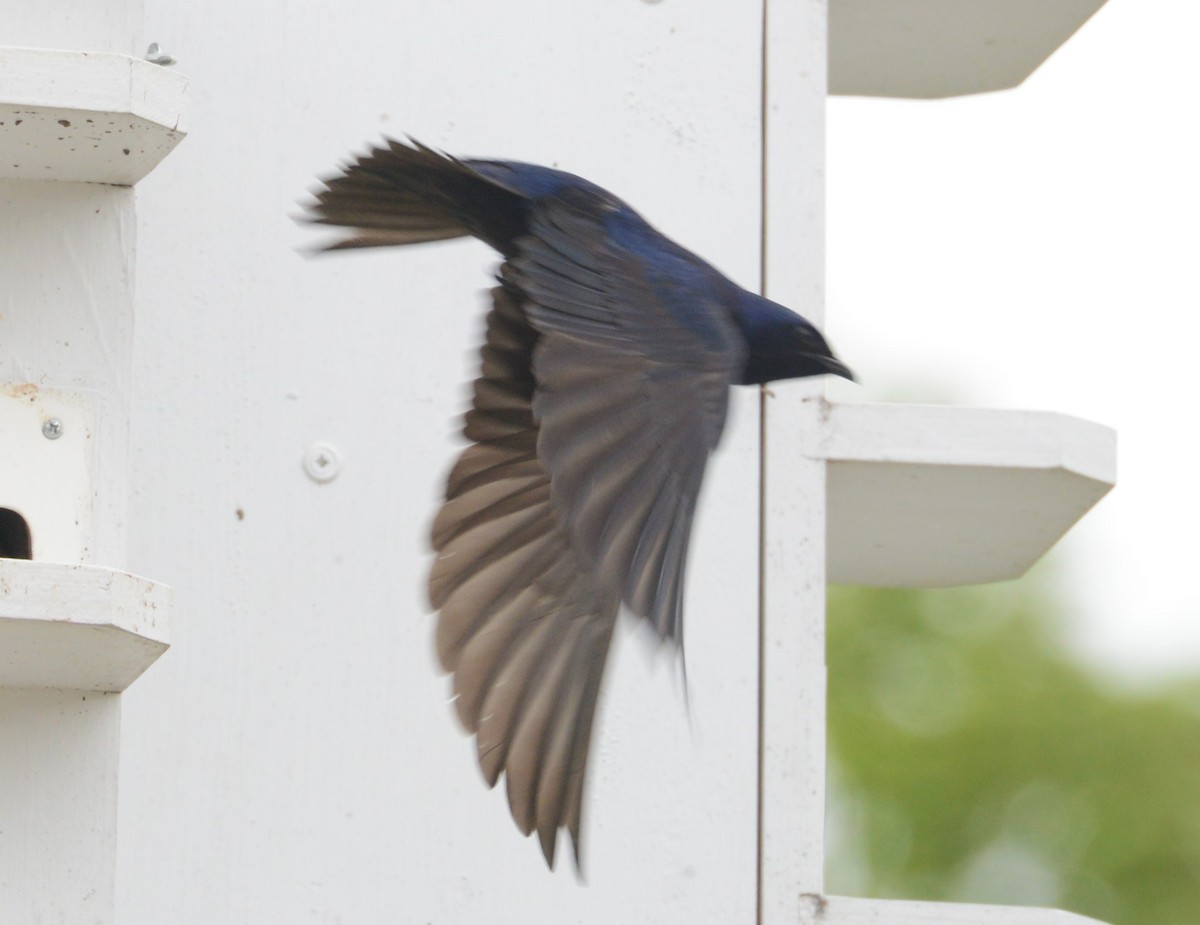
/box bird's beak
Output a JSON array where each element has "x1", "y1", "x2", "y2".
[{"x1": 820, "y1": 356, "x2": 856, "y2": 382}]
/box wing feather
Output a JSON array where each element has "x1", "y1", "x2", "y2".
[{"x1": 430, "y1": 286, "x2": 617, "y2": 867}]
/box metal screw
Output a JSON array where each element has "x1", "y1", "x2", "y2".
[
  {"x1": 303, "y1": 443, "x2": 343, "y2": 483},
  {"x1": 42, "y1": 418, "x2": 63, "y2": 440},
  {"x1": 145, "y1": 43, "x2": 177, "y2": 66}
]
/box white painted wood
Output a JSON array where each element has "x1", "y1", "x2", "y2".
[
  {"x1": 0, "y1": 687, "x2": 120, "y2": 925},
  {"x1": 813, "y1": 402, "x2": 1116, "y2": 586},
  {"x1": 0, "y1": 386, "x2": 96, "y2": 563},
  {"x1": 0, "y1": 179, "x2": 135, "y2": 567},
  {"x1": 760, "y1": 0, "x2": 830, "y2": 919},
  {"x1": 801, "y1": 894, "x2": 1109, "y2": 924},
  {"x1": 829, "y1": 0, "x2": 1108, "y2": 98},
  {"x1": 3, "y1": 2, "x2": 140, "y2": 57},
  {"x1": 0, "y1": 559, "x2": 170, "y2": 691},
  {"x1": 0, "y1": 47, "x2": 188, "y2": 185},
  {"x1": 760, "y1": 391, "x2": 830, "y2": 922}
]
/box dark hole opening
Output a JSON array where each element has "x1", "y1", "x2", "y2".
[{"x1": 0, "y1": 508, "x2": 32, "y2": 559}]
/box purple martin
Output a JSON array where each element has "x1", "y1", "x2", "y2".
[{"x1": 307, "y1": 139, "x2": 852, "y2": 870}]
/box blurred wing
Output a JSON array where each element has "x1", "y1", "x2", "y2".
[
  {"x1": 508, "y1": 196, "x2": 745, "y2": 643},
  {"x1": 430, "y1": 285, "x2": 617, "y2": 868}
]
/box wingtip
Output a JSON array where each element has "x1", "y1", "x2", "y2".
[
  {"x1": 569, "y1": 825, "x2": 587, "y2": 881},
  {"x1": 536, "y1": 822, "x2": 590, "y2": 879},
  {"x1": 538, "y1": 825, "x2": 558, "y2": 870}
]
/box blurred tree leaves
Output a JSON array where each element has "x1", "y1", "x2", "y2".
[{"x1": 825, "y1": 583, "x2": 1200, "y2": 924}]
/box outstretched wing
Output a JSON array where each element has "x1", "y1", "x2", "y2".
[{"x1": 430, "y1": 286, "x2": 618, "y2": 868}]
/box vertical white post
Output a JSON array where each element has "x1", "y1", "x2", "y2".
[
  {"x1": 0, "y1": 689, "x2": 122, "y2": 923},
  {"x1": 0, "y1": 184, "x2": 133, "y2": 925},
  {"x1": 759, "y1": 0, "x2": 829, "y2": 921},
  {"x1": 0, "y1": 7, "x2": 144, "y2": 925}
]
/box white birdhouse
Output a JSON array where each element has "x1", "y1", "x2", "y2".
[{"x1": 0, "y1": 1, "x2": 1121, "y2": 923}]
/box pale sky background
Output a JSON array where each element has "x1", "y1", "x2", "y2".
[{"x1": 823, "y1": 0, "x2": 1200, "y2": 678}]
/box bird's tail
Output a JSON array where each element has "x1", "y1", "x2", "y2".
[{"x1": 305, "y1": 138, "x2": 521, "y2": 253}]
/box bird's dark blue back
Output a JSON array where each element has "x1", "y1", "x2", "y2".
[
  {"x1": 469, "y1": 158, "x2": 742, "y2": 353},
  {"x1": 467, "y1": 158, "x2": 615, "y2": 206}
]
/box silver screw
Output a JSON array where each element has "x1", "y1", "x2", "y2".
[
  {"x1": 303, "y1": 443, "x2": 343, "y2": 483},
  {"x1": 145, "y1": 43, "x2": 177, "y2": 66},
  {"x1": 42, "y1": 418, "x2": 63, "y2": 440}
]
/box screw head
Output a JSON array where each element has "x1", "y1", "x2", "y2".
[
  {"x1": 144, "y1": 43, "x2": 177, "y2": 66},
  {"x1": 303, "y1": 442, "x2": 342, "y2": 483},
  {"x1": 42, "y1": 418, "x2": 63, "y2": 440}
]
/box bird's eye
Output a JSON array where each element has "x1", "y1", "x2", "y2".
[{"x1": 793, "y1": 325, "x2": 818, "y2": 345}]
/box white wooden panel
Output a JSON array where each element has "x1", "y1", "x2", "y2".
[
  {"x1": 760, "y1": 389, "x2": 830, "y2": 919},
  {"x1": 0, "y1": 687, "x2": 120, "y2": 925},
  {"x1": 829, "y1": 0, "x2": 1108, "y2": 98},
  {"x1": 0, "y1": 47, "x2": 188, "y2": 185},
  {"x1": 761, "y1": 0, "x2": 830, "y2": 917},
  {"x1": 0, "y1": 180, "x2": 135, "y2": 567},
  {"x1": 2, "y1": 0, "x2": 139, "y2": 58},
  {"x1": 120, "y1": 0, "x2": 766, "y2": 921}
]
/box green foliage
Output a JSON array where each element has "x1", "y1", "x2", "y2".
[{"x1": 825, "y1": 584, "x2": 1200, "y2": 925}]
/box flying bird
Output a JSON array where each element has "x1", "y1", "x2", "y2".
[{"x1": 307, "y1": 138, "x2": 852, "y2": 870}]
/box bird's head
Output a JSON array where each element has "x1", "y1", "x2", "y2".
[{"x1": 733, "y1": 291, "x2": 855, "y2": 385}]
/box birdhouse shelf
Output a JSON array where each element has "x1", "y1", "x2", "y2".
[
  {"x1": 803, "y1": 894, "x2": 1109, "y2": 924},
  {"x1": 816, "y1": 401, "x2": 1116, "y2": 587},
  {"x1": 829, "y1": 0, "x2": 1109, "y2": 98},
  {"x1": 0, "y1": 46, "x2": 188, "y2": 185},
  {"x1": 0, "y1": 559, "x2": 171, "y2": 692}
]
